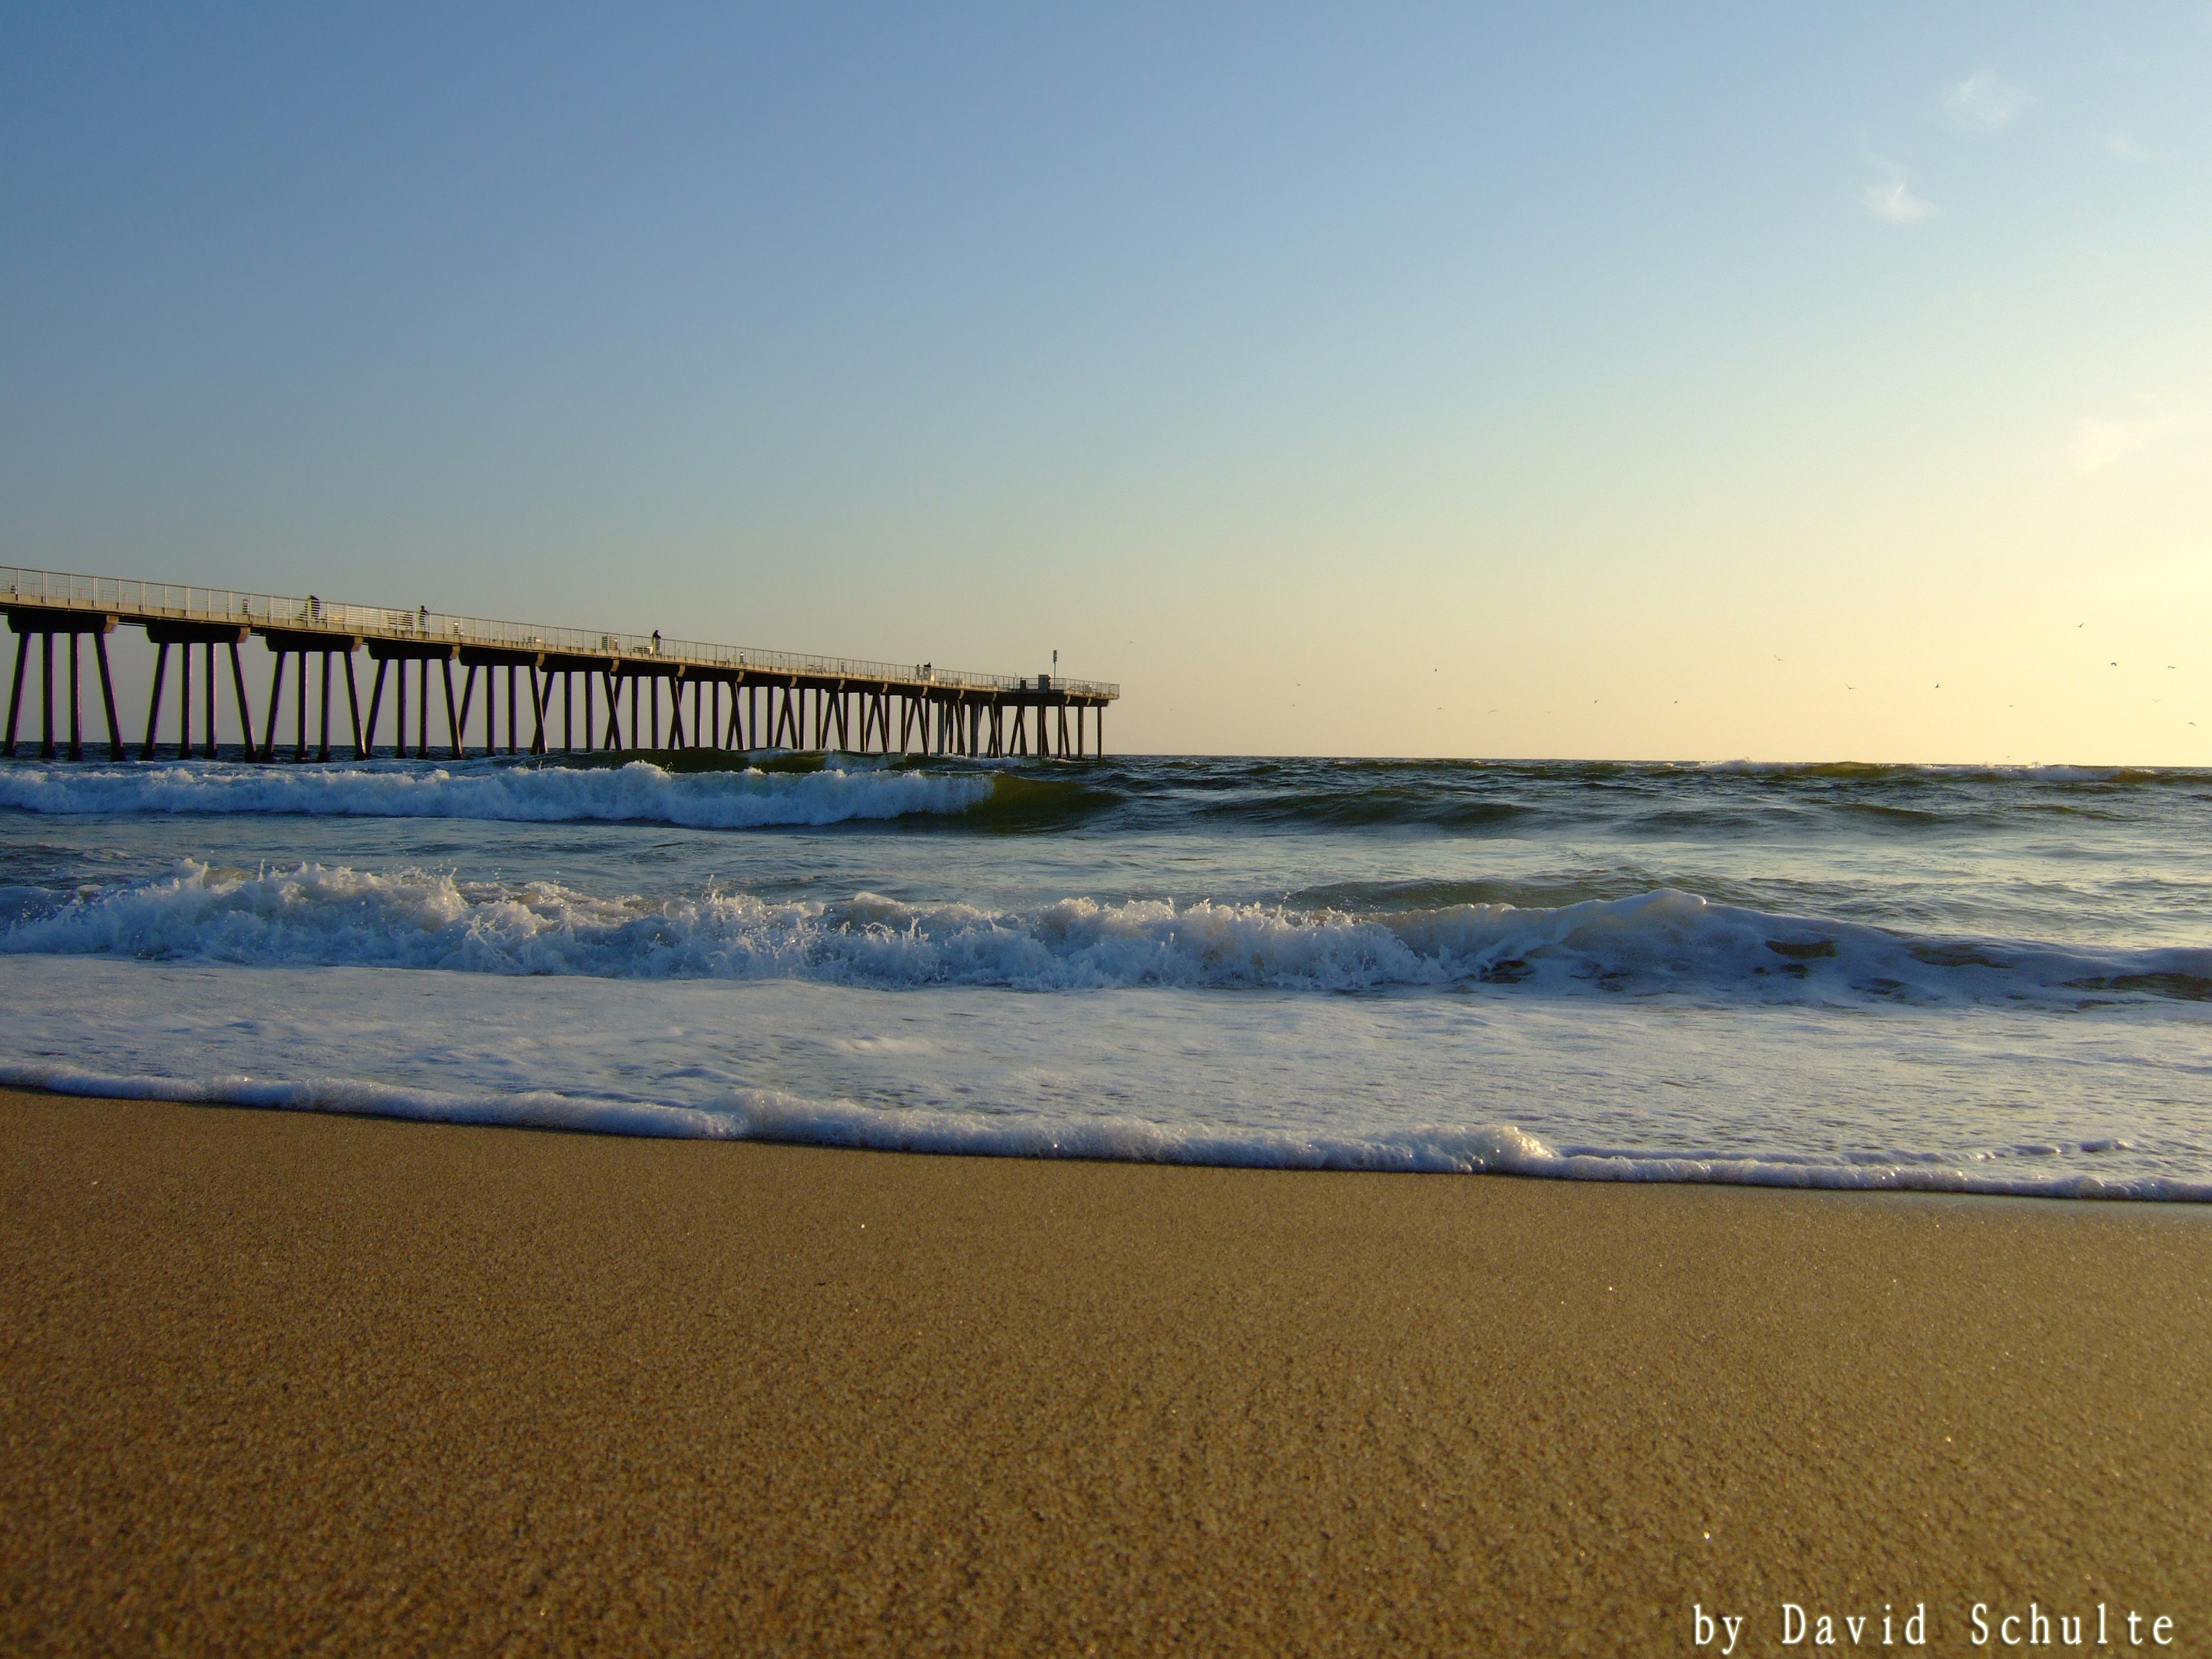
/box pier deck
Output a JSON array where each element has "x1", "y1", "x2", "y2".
[{"x1": 2, "y1": 566, "x2": 1114, "y2": 763}]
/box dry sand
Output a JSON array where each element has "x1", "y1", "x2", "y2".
[{"x1": 2, "y1": 1086, "x2": 2207, "y2": 1656}]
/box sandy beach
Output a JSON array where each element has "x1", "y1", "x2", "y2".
[{"x1": 2, "y1": 1086, "x2": 2207, "y2": 1656}]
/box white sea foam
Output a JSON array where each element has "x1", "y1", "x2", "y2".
[
  {"x1": 7, "y1": 957, "x2": 2207, "y2": 1199},
  {"x1": 0, "y1": 757, "x2": 993, "y2": 828},
  {"x1": 7, "y1": 1054, "x2": 2206, "y2": 1199},
  {"x1": 6, "y1": 861, "x2": 2207, "y2": 1007}
]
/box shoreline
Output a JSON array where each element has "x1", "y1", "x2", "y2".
[
  {"x1": 5, "y1": 1086, "x2": 2208, "y2": 1654},
  {"x1": 8, "y1": 1051, "x2": 2204, "y2": 1203}
]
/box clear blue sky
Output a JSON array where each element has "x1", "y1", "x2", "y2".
[{"x1": 5, "y1": 5, "x2": 2207, "y2": 759}]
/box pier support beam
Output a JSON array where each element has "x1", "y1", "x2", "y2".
[
  {"x1": 67, "y1": 633, "x2": 81, "y2": 761},
  {"x1": 363, "y1": 638, "x2": 458, "y2": 761},
  {"x1": 364, "y1": 661, "x2": 388, "y2": 756},
  {"x1": 261, "y1": 652, "x2": 289, "y2": 760},
  {"x1": 457, "y1": 666, "x2": 478, "y2": 755},
  {"x1": 141, "y1": 644, "x2": 168, "y2": 760},
  {"x1": 226, "y1": 642, "x2": 256, "y2": 761},
  {"x1": 345, "y1": 655, "x2": 363, "y2": 757},
  {"x1": 96, "y1": 628, "x2": 127, "y2": 759},
  {"x1": 136, "y1": 621, "x2": 252, "y2": 761},
  {"x1": 2, "y1": 635, "x2": 25, "y2": 758},
  {"x1": 5, "y1": 608, "x2": 123, "y2": 761}
]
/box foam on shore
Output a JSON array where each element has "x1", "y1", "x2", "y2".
[{"x1": 6, "y1": 1053, "x2": 2205, "y2": 1201}]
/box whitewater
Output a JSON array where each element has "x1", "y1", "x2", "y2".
[{"x1": 3, "y1": 753, "x2": 2208, "y2": 1198}]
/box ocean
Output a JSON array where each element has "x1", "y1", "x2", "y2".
[{"x1": 2, "y1": 752, "x2": 2207, "y2": 1199}]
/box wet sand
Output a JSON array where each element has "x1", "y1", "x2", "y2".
[{"x1": 2, "y1": 1086, "x2": 2207, "y2": 1655}]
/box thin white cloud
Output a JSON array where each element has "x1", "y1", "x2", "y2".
[
  {"x1": 2070, "y1": 409, "x2": 2198, "y2": 474},
  {"x1": 2104, "y1": 131, "x2": 2158, "y2": 162},
  {"x1": 1861, "y1": 169, "x2": 1934, "y2": 223},
  {"x1": 1945, "y1": 70, "x2": 2035, "y2": 132}
]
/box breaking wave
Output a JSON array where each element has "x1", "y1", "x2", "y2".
[{"x1": 5, "y1": 861, "x2": 2207, "y2": 1008}]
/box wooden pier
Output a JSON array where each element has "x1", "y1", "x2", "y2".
[{"x1": 2, "y1": 566, "x2": 1115, "y2": 763}]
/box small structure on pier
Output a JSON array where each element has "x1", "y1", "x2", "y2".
[{"x1": 2, "y1": 566, "x2": 1115, "y2": 763}]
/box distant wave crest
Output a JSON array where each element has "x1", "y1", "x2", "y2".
[
  {"x1": 1693, "y1": 759, "x2": 2172, "y2": 784},
  {"x1": 2, "y1": 754, "x2": 2202, "y2": 840},
  {"x1": 0, "y1": 757, "x2": 995, "y2": 829}
]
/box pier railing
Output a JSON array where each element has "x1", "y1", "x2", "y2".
[{"x1": 0, "y1": 564, "x2": 1118, "y2": 699}]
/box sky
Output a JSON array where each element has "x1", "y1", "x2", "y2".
[{"x1": 3, "y1": 5, "x2": 2208, "y2": 761}]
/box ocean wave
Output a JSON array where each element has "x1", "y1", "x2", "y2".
[
  {"x1": 1693, "y1": 759, "x2": 2175, "y2": 784},
  {"x1": 1194, "y1": 789, "x2": 1529, "y2": 831},
  {"x1": 0, "y1": 757, "x2": 996, "y2": 828},
  {"x1": 5, "y1": 861, "x2": 2207, "y2": 1008},
  {"x1": 8, "y1": 1059, "x2": 2204, "y2": 1198},
  {"x1": 5, "y1": 754, "x2": 2204, "y2": 843}
]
